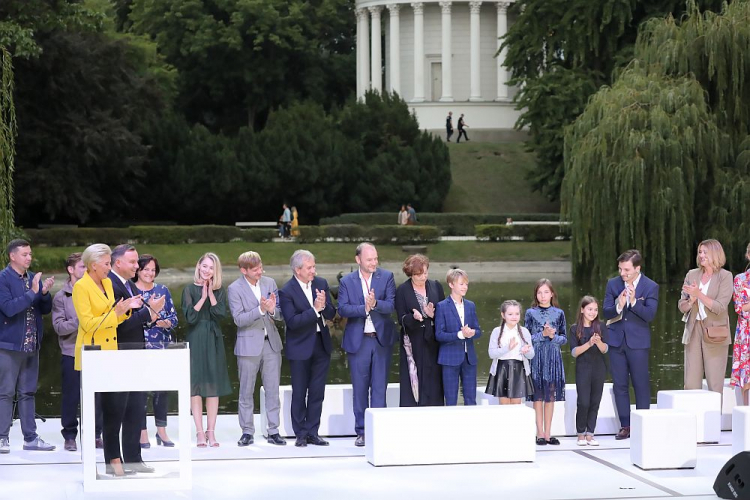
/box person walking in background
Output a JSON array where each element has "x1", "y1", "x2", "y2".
[
  {"x1": 227, "y1": 251, "x2": 286, "y2": 447},
  {"x1": 570, "y1": 296, "x2": 608, "y2": 446},
  {"x1": 732, "y1": 243, "x2": 750, "y2": 404},
  {"x1": 395, "y1": 254, "x2": 445, "y2": 407},
  {"x1": 603, "y1": 249, "x2": 659, "y2": 440},
  {"x1": 398, "y1": 205, "x2": 409, "y2": 226},
  {"x1": 280, "y1": 203, "x2": 292, "y2": 239},
  {"x1": 485, "y1": 300, "x2": 534, "y2": 405},
  {"x1": 291, "y1": 206, "x2": 300, "y2": 237},
  {"x1": 182, "y1": 253, "x2": 232, "y2": 448},
  {"x1": 133, "y1": 254, "x2": 178, "y2": 449},
  {"x1": 456, "y1": 114, "x2": 469, "y2": 143},
  {"x1": 678, "y1": 240, "x2": 732, "y2": 395},
  {"x1": 0, "y1": 239, "x2": 56, "y2": 454},
  {"x1": 406, "y1": 204, "x2": 417, "y2": 225},
  {"x1": 446, "y1": 111, "x2": 454, "y2": 142},
  {"x1": 525, "y1": 278, "x2": 567, "y2": 446},
  {"x1": 435, "y1": 269, "x2": 481, "y2": 405}
]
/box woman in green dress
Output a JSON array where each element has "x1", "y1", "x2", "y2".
[{"x1": 182, "y1": 252, "x2": 231, "y2": 447}]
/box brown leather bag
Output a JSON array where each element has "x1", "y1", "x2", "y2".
[{"x1": 700, "y1": 321, "x2": 730, "y2": 344}]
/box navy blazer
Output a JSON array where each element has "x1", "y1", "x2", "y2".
[
  {"x1": 338, "y1": 269, "x2": 396, "y2": 353},
  {"x1": 109, "y1": 271, "x2": 150, "y2": 347},
  {"x1": 279, "y1": 276, "x2": 336, "y2": 361},
  {"x1": 603, "y1": 273, "x2": 659, "y2": 349},
  {"x1": 0, "y1": 265, "x2": 52, "y2": 351},
  {"x1": 434, "y1": 297, "x2": 482, "y2": 366}
]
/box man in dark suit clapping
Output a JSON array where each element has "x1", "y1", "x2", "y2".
[{"x1": 279, "y1": 250, "x2": 336, "y2": 447}]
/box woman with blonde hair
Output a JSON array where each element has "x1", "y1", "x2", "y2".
[
  {"x1": 732, "y1": 243, "x2": 750, "y2": 403},
  {"x1": 678, "y1": 239, "x2": 733, "y2": 394},
  {"x1": 181, "y1": 253, "x2": 231, "y2": 447}
]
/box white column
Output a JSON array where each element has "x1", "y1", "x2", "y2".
[
  {"x1": 411, "y1": 2, "x2": 425, "y2": 102},
  {"x1": 439, "y1": 1, "x2": 453, "y2": 101},
  {"x1": 370, "y1": 6, "x2": 383, "y2": 93},
  {"x1": 355, "y1": 8, "x2": 364, "y2": 98},
  {"x1": 469, "y1": 1, "x2": 482, "y2": 101},
  {"x1": 496, "y1": 2, "x2": 510, "y2": 100},
  {"x1": 387, "y1": 4, "x2": 401, "y2": 95},
  {"x1": 359, "y1": 7, "x2": 370, "y2": 96}
]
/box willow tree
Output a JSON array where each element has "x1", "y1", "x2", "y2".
[
  {"x1": 562, "y1": 1, "x2": 750, "y2": 281},
  {"x1": 0, "y1": 46, "x2": 15, "y2": 267}
]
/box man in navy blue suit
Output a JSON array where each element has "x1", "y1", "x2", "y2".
[
  {"x1": 338, "y1": 243, "x2": 396, "y2": 447},
  {"x1": 603, "y1": 249, "x2": 659, "y2": 440},
  {"x1": 435, "y1": 269, "x2": 482, "y2": 406},
  {"x1": 279, "y1": 250, "x2": 336, "y2": 447}
]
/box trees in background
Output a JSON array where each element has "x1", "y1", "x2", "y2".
[
  {"x1": 0, "y1": 46, "x2": 16, "y2": 265},
  {"x1": 562, "y1": 1, "x2": 750, "y2": 281}
]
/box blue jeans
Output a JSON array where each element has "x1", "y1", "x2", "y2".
[{"x1": 0, "y1": 349, "x2": 39, "y2": 441}]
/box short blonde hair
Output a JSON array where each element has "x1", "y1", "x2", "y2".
[
  {"x1": 446, "y1": 268, "x2": 469, "y2": 285},
  {"x1": 238, "y1": 251, "x2": 262, "y2": 269},
  {"x1": 697, "y1": 239, "x2": 726, "y2": 271},
  {"x1": 82, "y1": 244, "x2": 112, "y2": 270},
  {"x1": 194, "y1": 252, "x2": 223, "y2": 289}
]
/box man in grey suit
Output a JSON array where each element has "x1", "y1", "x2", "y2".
[{"x1": 227, "y1": 251, "x2": 286, "y2": 446}]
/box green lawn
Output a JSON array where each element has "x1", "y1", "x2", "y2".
[
  {"x1": 442, "y1": 142, "x2": 560, "y2": 214},
  {"x1": 31, "y1": 241, "x2": 572, "y2": 272}
]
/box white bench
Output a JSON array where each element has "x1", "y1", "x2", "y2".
[
  {"x1": 657, "y1": 389, "x2": 721, "y2": 443},
  {"x1": 235, "y1": 222, "x2": 278, "y2": 228},
  {"x1": 477, "y1": 383, "x2": 624, "y2": 436},
  {"x1": 703, "y1": 378, "x2": 742, "y2": 431},
  {"x1": 365, "y1": 405, "x2": 535, "y2": 466},
  {"x1": 260, "y1": 383, "x2": 400, "y2": 437},
  {"x1": 732, "y1": 406, "x2": 750, "y2": 455},
  {"x1": 631, "y1": 409, "x2": 697, "y2": 470}
]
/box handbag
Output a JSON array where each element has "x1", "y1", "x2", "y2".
[
  {"x1": 524, "y1": 373, "x2": 535, "y2": 395},
  {"x1": 700, "y1": 320, "x2": 730, "y2": 344}
]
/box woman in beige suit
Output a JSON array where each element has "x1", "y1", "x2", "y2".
[{"x1": 678, "y1": 239, "x2": 733, "y2": 393}]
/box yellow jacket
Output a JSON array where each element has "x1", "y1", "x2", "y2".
[{"x1": 73, "y1": 272, "x2": 129, "y2": 370}]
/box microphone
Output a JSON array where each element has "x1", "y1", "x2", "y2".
[{"x1": 81, "y1": 300, "x2": 117, "y2": 351}]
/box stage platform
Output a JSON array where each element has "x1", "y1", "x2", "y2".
[{"x1": 0, "y1": 414, "x2": 732, "y2": 499}]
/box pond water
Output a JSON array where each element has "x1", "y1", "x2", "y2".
[{"x1": 33, "y1": 278, "x2": 734, "y2": 415}]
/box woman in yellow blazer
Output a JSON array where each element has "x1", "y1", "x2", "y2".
[{"x1": 678, "y1": 239, "x2": 734, "y2": 394}]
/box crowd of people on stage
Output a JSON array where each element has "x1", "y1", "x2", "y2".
[{"x1": 2, "y1": 237, "x2": 750, "y2": 475}]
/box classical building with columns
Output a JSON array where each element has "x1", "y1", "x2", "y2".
[{"x1": 355, "y1": 0, "x2": 521, "y2": 133}]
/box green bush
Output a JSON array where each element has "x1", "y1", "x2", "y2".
[
  {"x1": 475, "y1": 224, "x2": 569, "y2": 242},
  {"x1": 296, "y1": 225, "x2": 440, "y2": 244},
  {"x1": 323, "y1": 224, "x2": 364, "y2": 241},
  {"x1": 24, "y1": 225, "x2": 276, "y2": 247},
  {"x1": 475, "y1": 225, "x2": 513, "y2": 241},
  {"x1": 320, "y1": 212, "x2": 560, "y2": 235}
]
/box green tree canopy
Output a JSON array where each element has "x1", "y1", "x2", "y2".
[{"x1": 0, "y1": 46, "x2": 16, "y2": 265}]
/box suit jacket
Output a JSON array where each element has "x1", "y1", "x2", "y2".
[
  {"x1": 0, "y1": 265, "x2": 52, "y2": 352},
  {"x1": 434, "y1": 297, "x2": 482, "y2": 366},
  {"x1": 338, "y1": 269, "x2": 397, "y2": 353},
  {"x1": 677, "y1": 267, "x2": 733, "y2": 345},
  {"x1": 72, "y1": 272, "x2": 129, "y2": 370},
  {"x1": 227, "y1": 275, "x2": 283, "y2": 356},
  {"x1": 279, "y1": 276, "x2": 336, "y2": 361},
  {"x1": 395, "y1": 279, "x2": 445, "y2": 340},
  {"x1": 603, "y1": 273, "x2": 659, "y2": 349},
  {"x1": 109, "y1": 271, "x2": 150, "y2": 348}
]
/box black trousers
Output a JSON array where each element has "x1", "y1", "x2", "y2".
[
  {"x1": 61, "y1": 356, "x2": 103, "y2": 440},
  {"x1": 101, "y1": 391, "x2": 146, "y2": 463},
  {"x1": 289, "y1": 333, "x2": 330, "y2": 438},
  {"x1": 575, "y1": 361, "x2": 606, "y2": 434},
  {"x1": 457, "y1": 129, "x2": 469, "y2": 142}
]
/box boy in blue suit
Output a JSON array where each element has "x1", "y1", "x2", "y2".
[{"x1": 435, "y1": 269, "x2": 482, "y2": 405}]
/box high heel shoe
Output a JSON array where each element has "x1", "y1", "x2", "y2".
[
  {"x1": 196, "y1": 431, "x2": 207, "y2": 448},
  {"x1": 206, "y1": 429, "x2": 220, "y2": 448},
  {"x1": 156, "y1": 433, "x2": 175, "y2": 447},
  {"x1": 140, "y1": 440, "x2": 151, "y2": 449}
]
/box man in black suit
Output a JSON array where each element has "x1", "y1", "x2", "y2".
[
  {"x1": 105, "y1": 244, "x2": 164, "y2": 474},
  {"x1": 279, "y1": 250, "x2": 336, "y2": 447}
]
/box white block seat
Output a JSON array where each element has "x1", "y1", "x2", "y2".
[
  {"x1": 657, "y1": 389, "x2": 721, "y2": 443},
  {"x1": 260, "y1": 383, "x2": 400, "y2": 437},
  {"x1": 366, "y1": 405, "x2": 535, "y2": 466},
  {"x1": 631, "y1": 409, "x2": 697, "y2": 470},
  {"x1": 703, "y1": 378, "x2": 742, "y2": 431},
  {"x1": 733, "y1": 406, "x2": 750, "y2": 456}
]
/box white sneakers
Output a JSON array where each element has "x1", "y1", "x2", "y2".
[
  {"x1": 577, "y1": 436, "x2": 600, "y2": 446},
  {"x1": 22, "y1": 437, "x2": 56, "y2": 451},
  {"x1": 0, "y1": 437, "x2": 9, "y2": 453},
  {"x1": 576, "y1": 439, "x2": 587, "y2": 446}
]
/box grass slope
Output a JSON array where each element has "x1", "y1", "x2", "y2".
[{"x1": 442, "y1": 142, "x2": 560, "y2": 214}]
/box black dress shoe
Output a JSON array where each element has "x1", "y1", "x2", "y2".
[
  {"x1": 354, "y1": 435, "x2": 365, "y2": 447},
  {"x1": 267, "y1": 434, "x2": 287, "y2": 446},
  {"x1": 615, "y1": 426, "x2": 631, "y2": 440},
  {"x1": 125, "y1": 462, "x2": 155, "y2": 473},
  {"x1": 306, "y1": 435, "x2": 329, "y2": 446},
  {"x1": 105, "y1": 464, "x2": 136, "y2": 476},
  {"x1": 237, "y1": 434, "x2": 254, "y2": 447},
  {"x1": 536, "y1": 437, "x2": 547, "y2": 445},
  {"x1": 294, "y1": 436, "x2": 307, "y2": 447},
  {"x1": 547, "y1": 437, "x2": 560, "y2": 445},
  {"x1": 95, "y1": 438, "x2": 104, "y2": 449}
]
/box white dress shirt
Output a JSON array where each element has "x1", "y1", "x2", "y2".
[
  {"x1": 295, "y1": 276, "x2": 321, "y2": 331},
  {"x1": 616, "y1": 272, "x2": 642, "y2": 314},
  {"x1": 359, "y1": 270, "x2": 376, "y2": 333},
  {"x1": 452, "y1": 296, "x2": 468, "y2": 352}
]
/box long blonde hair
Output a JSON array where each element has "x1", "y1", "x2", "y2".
[{"x1": 194, "y1": 252, "x2": 223, "y2": 289}]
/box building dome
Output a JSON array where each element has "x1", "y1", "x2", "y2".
[{"x1": 355, "y1": 0, "x2": 521, "y2": 133}]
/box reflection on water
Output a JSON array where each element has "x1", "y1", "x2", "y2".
[{"x1": 35, "y1": 279, "x2": 734, "y2": 415}]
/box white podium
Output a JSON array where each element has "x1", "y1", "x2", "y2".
[{"x1": 81, "y1": 346, "x2": 192, "y2": 492}]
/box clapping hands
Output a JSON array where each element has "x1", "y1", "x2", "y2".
[
  {"x1": 260, "y1": 292, "x2": 277, "y2": 313},
  {"x1": 423, "y1": 302, "x2": 435, "y2": 319},
  {"x1": 31, "y1": 273, "x2": 55, "y2": 294},
  {"x1": 365, "y1": 290, "x2": 376, "y2": 313},
  {"x1": 542, "y1": 323, "x2": 556, "y2": 338},
  {"x1": 313, "y1": 289, "x2": 326, "y2": 312},
  {"x1": 461, "y1": 325, "x2": 476, "y2": 338}
]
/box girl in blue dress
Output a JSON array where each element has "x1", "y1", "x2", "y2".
[{"x1": 525, "y1": 278, "x2": 567, "y2": 445}]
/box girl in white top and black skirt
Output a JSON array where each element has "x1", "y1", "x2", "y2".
[{"x1": 485, "y1": 300, "x2": 535, "y2": 404}]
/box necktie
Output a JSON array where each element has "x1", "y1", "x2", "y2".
[{"x1": 125, "y1": 280, "x2": 134, "y2": 297}]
